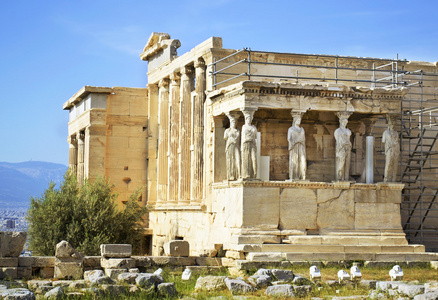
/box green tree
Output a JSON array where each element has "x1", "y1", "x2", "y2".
[{"x1": 27, "y1": 172, "x2": 147, "y2": 256}]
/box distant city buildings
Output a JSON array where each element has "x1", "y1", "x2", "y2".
[{"x1": 0, "y1": 210, "x2": 28, "y2": 232}]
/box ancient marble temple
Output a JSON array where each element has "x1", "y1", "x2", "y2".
[{"x1": 64, "y1": 32, "x2": 438, "y2": 258}]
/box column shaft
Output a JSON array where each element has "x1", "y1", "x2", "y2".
[
  {"x1": 168, "y1": 73, "x2": 180, "y2": 204},
  {"x1": 77, "y1": 132, "x2": 85, "y2": 185},
  {"x1": 157, "y1": 79, "x2": 170, "y2": 204},
  {"x1": 191, "y1": 59, "x2": 206, "y2": 203},
  {"x1": 68, "y1": 136, "x2": 78, "y2": 176},
  {"x1": 179, "y1": 66, "x2": 193, "y2": 204}
]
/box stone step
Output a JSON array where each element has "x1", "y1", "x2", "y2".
[
  {"x1": 261, "y1": 244, "x2": 425, "y2": 253},
  {"x1": 246, "y1": 251, "x2": 438, "y2": 262}
]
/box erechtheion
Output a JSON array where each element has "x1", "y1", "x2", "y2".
[{"x1": 64, "y1": 32, "x2": 438, "y2": 260}]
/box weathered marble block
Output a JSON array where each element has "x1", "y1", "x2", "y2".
[
  {"x1": 100, "y1": 244, "x2": 132, "y2": 258},
  {"x1": 0, "y1": 232, "x2": 26, "y2": 257},
  {"x1": 163, "y1": 240, "x2": 190, "y2": 257},
  {"x1": 100, "y1": 258, "x2": 135, "y2": 269}
]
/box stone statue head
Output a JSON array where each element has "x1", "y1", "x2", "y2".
[
  {"x1": 386, "y1": 114, "x2": 398, "y2": 129},
  {"x1": 226, "y1": 112, "x2": 239, "y2": 128},
  {"x1": 242, "y1": 110, "x2": 254, "y2": 125},
  {"x1": 336, "y1": 111, "x2": 352, "y2": 129},
  {"x1": 291, "y1": 111, "x2": 304, "y2": 126}
]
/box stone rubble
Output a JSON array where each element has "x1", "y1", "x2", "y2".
[{"x1": 2, "y1": 263, "x2": 438, "y2": 299}]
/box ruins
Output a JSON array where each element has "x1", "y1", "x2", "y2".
[{"x1": 64, "y1": 32, "x2": 438, "y2": 259}]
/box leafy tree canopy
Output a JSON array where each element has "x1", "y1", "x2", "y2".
[{"x1": 27, "y1": 172, "x2": 147, "y2": 256}]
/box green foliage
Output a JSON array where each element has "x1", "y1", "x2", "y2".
[{"x1": 27, "y1": 172, "x2": 147, "y2": 256}]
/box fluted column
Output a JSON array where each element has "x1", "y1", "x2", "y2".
[
  {"x1": 68, "y1": 135, "x2": 78, "y2": 176},
  {"x1": 168, "y1": 73, "x2": 180, "y2": 204},
  {"x1": 179, "y1": 66, "x2": 193, "y2": 204},
  {"x1": 157, "y1": 78, "x2": 170, "y2": 204},
  {"x1": 191, "y1": 58, "x2": 206, "y2": 203},
  {"x1": 76, "y1": 131, "x2": 85, "y2": 185}
]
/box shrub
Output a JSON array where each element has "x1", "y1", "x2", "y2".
[{"x1": 27, "y1": 172, "x2": 147, "y2": 256}]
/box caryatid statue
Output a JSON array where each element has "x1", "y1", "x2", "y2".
[
  {"x1": 334, "y1": 112, "x2": 353, "y2": 181},
  {"x1": 241, "y1": 108, "x2": 257, "y2": 179},
  {"x1": 224, "y1": 112, "x2": 241, "y2": 181},
  {"x1": 382, "y1": 114, "x2": 400, "y2": 182},
  {"x1": 288, "y1": 111, "x2": 307, "y2": 181}
]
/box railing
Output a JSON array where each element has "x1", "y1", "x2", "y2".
[{"x1": 209, "y1": 48, "x2": 408, "y2": 90}]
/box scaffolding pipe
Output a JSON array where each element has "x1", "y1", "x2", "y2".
[
  {"x1": 366, "y1": 136, "x2": 374, "y2": 183},
  {"x1": 207, "y1": 48, "x2": 246, "y2": 66}
]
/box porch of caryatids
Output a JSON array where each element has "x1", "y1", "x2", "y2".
[
  {"x1": 157, "y1": 78, "x2": 170, "y2": 204},
  {"x1": 179, "y1": 65, "x2": 194, "y2": 205},
  {"x1": 191, "y1": 58, "x2": 206, "y2": 203},
  {"x1": 168, "y1": 73, "x2": 180, "y2": 205},
  {"x1": 76, "y1": 131, "x2": 85, "y2": 185},
  {"x1": 68, "y1": 135, "x2": 78, "y2": 176}
]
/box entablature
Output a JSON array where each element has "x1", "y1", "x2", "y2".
[{"x1": 208, "y1": 81, "x2": 407, "y2": 117}]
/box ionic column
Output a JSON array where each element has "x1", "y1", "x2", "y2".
[
  {"x1": 179, "y1": 66, "x2": 193, "y2": 204},
  {"x1": 157, "y1": 78, "x2": 170, "y2": 204},
  {"x1": 68, "y1": 135, "x2": 78, "y2": 176},
  {"x1": 76, "y1": 131, "x2": 85, "y2": 185},
  {"x1": 168, "y1": 73, "x2": 180, "y2": 204},
  {"x1": 191, "y1": 58, "x2": 206, "y2": 203}
]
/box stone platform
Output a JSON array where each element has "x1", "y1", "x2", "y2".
[{"x1": 243, "y1": 243, "x2": 436, "y2": 262}]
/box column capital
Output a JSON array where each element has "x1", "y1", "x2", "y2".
[
  {"x1": 170, "y1": 72, "x2": 180, "y2": 84},
  {"x1": 76, "y1": 132, "x2": 85, "y2": 141},
  {"x1": 180, "y1": 65, "x2": 193, "y2": 77},
  {"x1": 336, "y1": 111, "x2": 353, "y2": 120},
  {"x1": 147, "y1": 83, "x2": 159, "y2": 92},
  {"x1": 291, "y1": 109, "x2": 306, "y2": 119},
  {"x1": 158, "y1": 78, "x2": 170, "y2": 89},
  {"x1": 194, "y1": 57, "x2": 205, "y2": 69},
  {"x1": 67, "y1": 135, "x2": 77, "y2": 145}
]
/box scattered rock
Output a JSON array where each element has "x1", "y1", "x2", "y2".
[
  {"x1": 359, "y1": 280, "x2": 377, "y2": 289},
  {"x1": 55, "y1": 241, "x2": 79, "y2": 258},
  {"x1": 414, "y1": 292, "x2": 438, "y2": 300},
  {"x1": 44, "y1": 286, "x2": 64, "y2": 299},
  {"x1": 376, "y1": 281, "x2": 392, "y2": 291},
  {"x1": 254, "y1": 268, "x2": 272, "y2": 277},
  {"x1": 271, "y1": 269, "x2": 294, "y2": 282},
  {"x1": 0, "y1": 232, "x2": 27, "y2": 257},
  {"x1": 135, "y1": 273, "x2": 163, "y2": 292},
  {"x1": 101, "y1": 284, "x2": 128, "y2": 296},
  {"x1": 101, "y1": 258, "x2": 135, "y2": 269},
  {"x1": 194, "y1": 276, "x2": 227, "y2": 292},
  {"x1": 69, "y1": 280, "x2": 86, "y2": 289},
  {"x1": 35, "y1": 286, "x2": 53, "y2": 294},
  {"x1": 224, "y1": 278, "x2": 256, "y2": 294},
  {"x1": 1, "y1": 288, "x2": 35, "y2": 300},
  {"x1": 293, "y1": 284, "x2": 312, "y2": 297},
  {"x1": 369, "y1": 290, "x2": 386, "y2": 299},
  {"x1": 265, "y1": 284, "x2": 294, "y2": 297},
  {"x1": 81, "y1": 287, "x2": 105, "y2": 297},
  {"x1": 117, "y1": 272, "x2": 139, "y2": 284},
  {"x1": 129, "y1": 284, "x2": 140, "y2": 293},
  {"x1": 51, "y1": 281, "x2": 71, "y2": 288},
  {"x1": 397, "y1": 284, "x2": 425, "y2": 297},
  {"x1": 157, "y1": 282, "x2": 177, "y2": 297},
  {"x1": 129, "y1": 268, "x2": 140, "y2": 273},
  {"x1": 27, "y1": 280, "x2": 52, "y2": 291},
  {"x1": 293, "y1": 275, "x2": 312, "y2": 285},
  {"x1": 83, "y1": 270, "x2": 114, "y2": 285},
  {"x1": 248, "y1": 274, "x2": 271, "y2": 288}
]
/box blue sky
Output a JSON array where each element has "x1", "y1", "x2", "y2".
[{"x1": 0, "y1": 0, "x2": 437, "y2": 166}]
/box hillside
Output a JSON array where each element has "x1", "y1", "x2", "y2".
[{"x1": 0, "y1": 161, "x2": 67, "y2": 210}]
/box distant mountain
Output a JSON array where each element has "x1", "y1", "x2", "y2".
[{"x1": 0, "y1": 161, "x2": 68, "y2": 211}]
